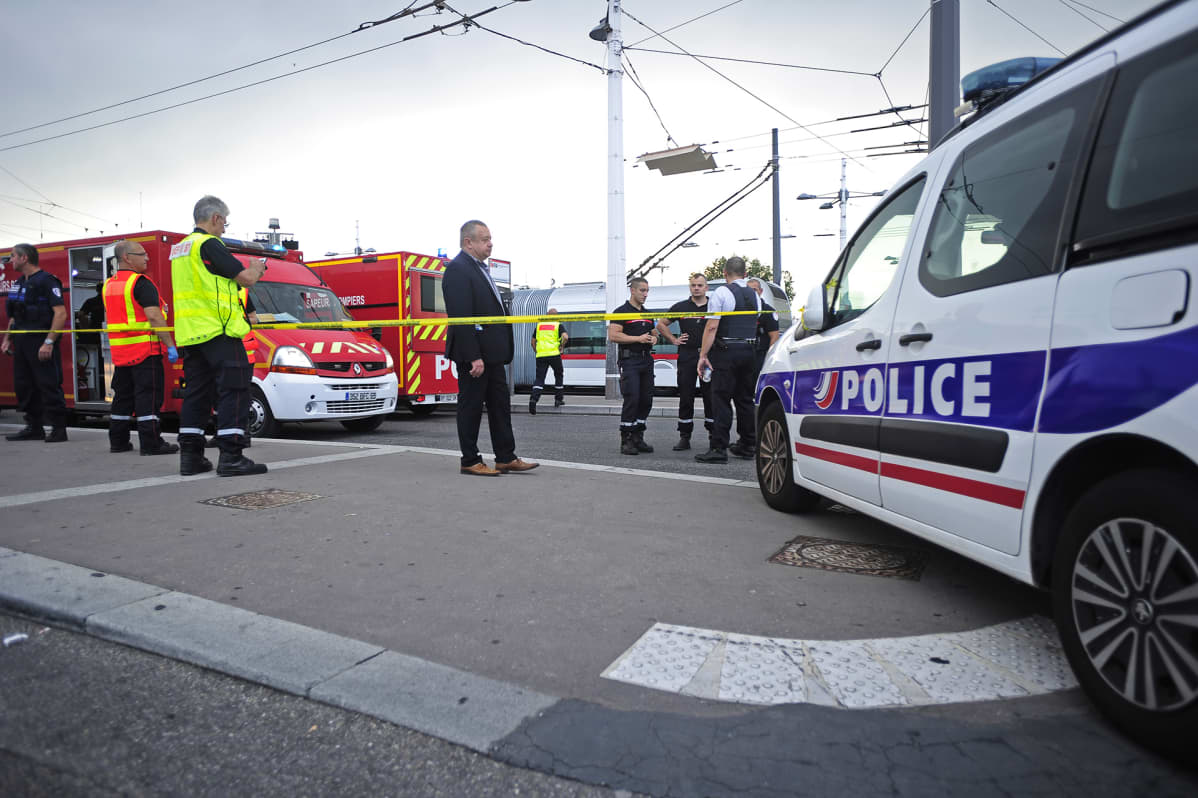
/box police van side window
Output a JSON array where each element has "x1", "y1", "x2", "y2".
[
  {"x1": 826, "y1": 176, "x2": 926, "y2": 327},
  {"x1": 919, "y1": 78, "x2": 1104, "y2": 297},
  {"x1": 1074, "y1": 32, "x2": 1198, "y2": 257}
]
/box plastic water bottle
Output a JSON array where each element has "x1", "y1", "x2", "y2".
[{"x1": 701, "y1": 366, "x2": 712, "y2": 383}]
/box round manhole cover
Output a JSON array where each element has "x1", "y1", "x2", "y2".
[{"x1": 799, "y1": 542, "x2": 910, "y2": 571}]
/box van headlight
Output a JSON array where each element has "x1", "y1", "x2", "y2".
[
  {"x1": 271, "y1": 345, "x2": 317, "y2": 375},
  {"x1": 383, "y1": 348, "x2": 394, "y2": 370}
]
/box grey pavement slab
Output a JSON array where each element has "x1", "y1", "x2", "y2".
[
  {"x1": 312, "y1": 649, "x2": 556, "y2": 753},
  {"x1": 88, "y1": 590, "x2": 385, "y2": 696},
  {"x1": 0, "y1": 547, "x2": 166, "y2": 626}
]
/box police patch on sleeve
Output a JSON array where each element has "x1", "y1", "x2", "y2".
[{"x1": 52, "y1": 287, "x2": 61, "y2": 297}]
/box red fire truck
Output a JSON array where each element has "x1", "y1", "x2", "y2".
[
  {"x1": 310, "y1": 251, "x2": 457, "y2": 415},
  {"x1": 0, "y1": 231, "x2": 399, "y2": 435}
]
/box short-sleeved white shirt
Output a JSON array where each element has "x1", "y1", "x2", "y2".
[{"x1": 706, "y1": 278, "x2": 761, "y2": 320}]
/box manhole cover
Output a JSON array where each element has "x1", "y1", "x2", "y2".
[
  {"x1": 200, "y1": 488, "x2": 323, "y2": 511},
  {"x1": 770, "y1": 534, "x2": 928, "y2": 580}
]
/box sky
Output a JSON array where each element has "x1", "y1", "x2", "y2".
[{"x1": 1, "y1": 0, "x2": 1157, "y2": 298}]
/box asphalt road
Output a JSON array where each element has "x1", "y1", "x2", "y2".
[{"x1": 0, "y1": 611, "x2": 635, "y2": 798}]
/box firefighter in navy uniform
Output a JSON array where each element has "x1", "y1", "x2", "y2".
[
  {"x1": 2, "y1": 243, "x2": 69, "y2": 442},
  {"x1": 608, "y1": 277, "x2": 658, "y2": 455},
  {"x1": 656, "y1": 273, "x2": 713, "y2": 451},
  {"x1": 696, "y1": 257, "x2": 761, "y2": 463}
]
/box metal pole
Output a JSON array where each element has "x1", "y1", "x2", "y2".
[
  {"x1": 771, "y1": 128, "x2": 782, "y2": 286},
  {"x1": 604, "y1": 0, "x2": 626, "y2": 400},
  {"x1": 838, "y1": 158, "x2": 848, "y2": 252},
  {"x1": 928, "y1": 0, "x2": 960, "y2": 149}
]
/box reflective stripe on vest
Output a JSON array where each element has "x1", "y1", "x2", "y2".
[
  {"x1": 169, "y1": 232, "x2": 250, "y2": 347},
  {"x1": 103, "y1": 271, "x2": 161, "y2": 366},
  {"x1": 535, "y1": 323, "x2": 561, "y2": 357}
]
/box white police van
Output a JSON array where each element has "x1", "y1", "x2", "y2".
[{"x1": 754, "y1": 0, "x2": 1197, "y2": 755}]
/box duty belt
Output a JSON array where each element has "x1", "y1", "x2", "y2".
[
  {"x1": 618, "y1": 346, "x2": 651, "y2": 359},
  {"x1": 718, "y1": 337, "x2": 757, "y2": 344}
]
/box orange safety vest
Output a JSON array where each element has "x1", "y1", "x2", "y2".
[{"x1": 103, "y1": 271, "x2": 162, "y2": 366}]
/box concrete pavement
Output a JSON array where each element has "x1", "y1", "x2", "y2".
[{"x1": 1, "y1": 423, "x2": 1192, "y2": 796}]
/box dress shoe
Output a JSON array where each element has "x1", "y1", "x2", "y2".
[
  {"x1": 7, "y1": 426, "x2": 45, "y2": 441},
  {"x1": 695, "y1": 447, "x2": 728, "y2": 464},
  {"x1": 728, "y1": 442, "x2": 755, "y2": 460},
  {"x1": 110, "y1": 442, "x2": 134, "y2": 453},
  {"x1": 496, "y1": 458, "x2": 539, "y2": 473},
  {"x1": 217, "y1": 453, "x2": 268, "y2": 477},
  {"x1": 44, "y1": 427, "x2": 69, "y2": 443},
  {"x1": 141, "y1": 442, "x2": 180, "y2": 456},
  {"x1": 460, "y1": 461, "x2": 501, "y2": 476}
]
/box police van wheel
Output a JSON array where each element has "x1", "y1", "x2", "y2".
[
  {"x1": 341, "y1": 416, "x2": 385, "y2": 433},
  {"x1": 756, "y1": 401, "x2": 820, "y2": 513},
  {"x1": 1051, "y1": 468, "x2": 1198, "y2": 760},
  {"x1": 247, "y1": 387, "x2": 281, "y2": 438}
]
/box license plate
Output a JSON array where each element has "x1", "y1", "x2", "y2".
[
  {"x1": 345, "y1": 391, "x2": 377, "y2": 401},
  {"x1": 436, "y1": 394, "x2": 456, "y2": 402}
]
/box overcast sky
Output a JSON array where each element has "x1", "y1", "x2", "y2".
[{"x1": 1, "y1": 0, "x2": 1156, "y2": 296}]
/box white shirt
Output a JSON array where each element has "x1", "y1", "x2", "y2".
[{"x1": 706, "y1": 278, "x2": 762, "y2": 320}]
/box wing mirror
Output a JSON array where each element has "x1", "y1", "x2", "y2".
[{"x1": 797, "y1": 282, "x2": 826, "y2": 336}]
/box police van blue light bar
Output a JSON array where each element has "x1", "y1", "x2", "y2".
[{"x1": 961, "y1": 57, "x2": 1062, "y2": 106}]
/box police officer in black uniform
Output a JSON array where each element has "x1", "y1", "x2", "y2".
[
  {"x1": 609, "y1": 277, "x2": 658, "y2": 455},
  {"x1": 2, "y1": 243, "x2": 69, "y2": 442},
  {"x1": 696, "y1": 257, "x2": 761, "y2": 463},
  {"x1": 656, "y1": 272, "x2": 713, "y2": 451},
  {"x1": 747, "y1": 277, "x2": 780, "y2": 383}
]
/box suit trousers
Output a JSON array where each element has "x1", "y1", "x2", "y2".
[
  {"x1": 455, "y1": 361, "x2": 516, "y2": 467},
  {"x1": 709, "y1": 343, "x2": 756, "y2": 450},
  {"x1": 675, "y1": 348, "x2": 712, "y2": 432}
]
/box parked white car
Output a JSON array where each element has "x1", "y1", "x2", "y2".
[{"x1": 755, "y1": 0, "x2": 1198, "y2": 757}]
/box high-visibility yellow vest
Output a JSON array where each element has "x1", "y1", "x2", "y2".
[
  {"x1": 103, "y1": 270, "x2": 162, "y2": 366},
  {"x1": 534, "y1": 322, "x2": 562, "y2": 357},
  {"x1": 169, "y1": 232, "x2": 250, "y2": 347}
]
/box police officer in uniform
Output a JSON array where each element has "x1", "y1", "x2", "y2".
[
  {"x1": 2, "y1": 243, "x2": 69, "y2": 442},
  {"x1": 170, "y1": 195, "x2": 267, "y2": 477},
  {"x1": 656, "y1": 272, "x2": 713, "y2": 451},
  {"x1": 528, "y1": 307, "x2": 568, "y2": 415},
  {"x1": 696, "y1": 257, "x2": 761, "y2": 463},
  {"x1": 103, "y1": 240, "x2": 180, "y2": 455},
  {"x1": 608, "y1": 277, "x2": 658, "y2": 455},
  {"x1": 746, "y1": 277, "x2": 780, "y2": 383}
]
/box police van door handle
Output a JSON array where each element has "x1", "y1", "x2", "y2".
[
  {"x1": 899, "y1": 332, "x2": 933, "y2": 346},
  {"x1": 855, "y1": 338, "x2": 882, "y2": 351}
]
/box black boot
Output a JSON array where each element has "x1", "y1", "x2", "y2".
[
  {"x1": 44, "y1": 427, "x2": 68, "y2": 443},
  {"x1": 528, "y1": 398, "x2": 537, "y2": 415},
  {"x1": 6, "y1": 425, "x2": 45, "y2": 441},
  {"x1": 179, "y1": 435, "x2": 213, "y2": 476},
  {"x1": 138, "y1": 419, "x2": 177, "y2": 455},
  {"x1": 554, "y1": 394, "x2": 565, "y2": 407},
  {"x1": 217, "y1": 451, "x2": 268, "y2": 477},
  {"x1": 672, "y1": 430, "x2": 691, "y2": 451},
  {"x1": 109, "y1": 418, "x2": 133, "y2": 452},
  {"x1": 695, "y1": 447, "x2": 728, "y2": 463},
  {"x1": 633, "y1": 429, "x2": 654, "y2": 453},
  {"x1": 620, "y1": 429, "x2": 639, "y2": 456},
  {"x1": 728, "y1": 440, "x2": 755, "y2": 460}
]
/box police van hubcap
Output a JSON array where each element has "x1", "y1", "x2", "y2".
[
  {"x1": 1070, "y1": 518, "x2": 1198, "y2": 711},
  {"x1": 759, "y1": 419, "x2": 789, "y2": 495}
]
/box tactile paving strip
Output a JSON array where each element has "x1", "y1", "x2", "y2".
[{"x1": 603, "y1": 616, "x2": 1075, "y2": 710}]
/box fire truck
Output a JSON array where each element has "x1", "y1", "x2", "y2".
[
  {"x1": 310, "y1": 251, "x2": 458, "y2": 415},
  {"x1": 0, "y1": 230, "x2": 399, "y2": 435}
]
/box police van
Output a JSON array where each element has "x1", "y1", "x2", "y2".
[{"x1": 754, "y1": 0, "x2": 1197, "y2": 754}]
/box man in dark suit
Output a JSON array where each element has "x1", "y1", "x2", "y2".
[{"x1": 442, "y1": 220, "x2": 538, "y2": 476}]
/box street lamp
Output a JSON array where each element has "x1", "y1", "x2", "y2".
[{"x1": 796, "y1": 159, "x2": 886, "y2": 250}]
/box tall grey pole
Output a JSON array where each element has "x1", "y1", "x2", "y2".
[
  {"x1": 838, "y1": 158, "x2": 848, "y2": 252},
  {"x1": 771, "y1": 128, "x2": 782, "y2": 286},
  {"x1": 928, "y1": 0, "x2": 960, "y2": 149},
  {"x1": 604, "y1": 0, "x2": 625, "y2": 400}
]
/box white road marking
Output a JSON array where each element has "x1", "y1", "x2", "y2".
[{"x1": 602, "y1": 617, "x2": 1077, "y2": 709}]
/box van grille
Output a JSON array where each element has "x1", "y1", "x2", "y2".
[
  {"x1": 328, "y1": 383, "x2": 385, "y2": 391},
  {"x1": 320, "y1": 361, "x2": 387, "y2": 372},
  {"x1": 327, "y1": 399, "x2": 387, "y2": 414}
]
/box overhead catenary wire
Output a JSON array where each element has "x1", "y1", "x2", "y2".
[
  {"x1": 623, "y1": 53, "x2": 678, "y2": 146},
  {"x1": 1064, "y1": 0, "x2": 1125, "y2": 24},
  {"x1": 621, "y1": 47, "x2": 876, "y2": 78},
  {"x1": 1057, "y1": 0, "x2": 1110, "y2": 32},
  {"x1": 985, "y1": 0, "x2": 1067, "y2": 55},
  {"x1": 624, "y1": 0, "x2": 748, "y2": 48},
  {"x1": 877, "y1": 5, "x2": 930, "y2": 74},
  {"x1": 620, "y1": 9, "x2": 869, "y2": 169},
  {"x1": 0, "y1": 3, "x2": 521, "y2": 154}
]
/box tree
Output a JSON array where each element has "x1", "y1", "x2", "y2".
[{"x1": 705, "y1": 255, "x2": 793, "y2": 299}]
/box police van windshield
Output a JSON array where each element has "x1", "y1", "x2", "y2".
[{"x1": 248, "y1": 283, "x2": 351, "y2": 324}]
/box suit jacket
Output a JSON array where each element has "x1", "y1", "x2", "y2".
[{"x1": 442, "y1": 250, "x2": 513, "y2": 366}]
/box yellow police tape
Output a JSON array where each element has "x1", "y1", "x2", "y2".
[{"x1": 6, "y1": 309, "x2": 767, "y2": 336}]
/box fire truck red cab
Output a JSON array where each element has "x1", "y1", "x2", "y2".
[
  {"x1": 310, "y1": 251, "x2": 458, "y2": 414},
  {"x1": 0, "y1": 231, "x2": 398, "y2": 434}
]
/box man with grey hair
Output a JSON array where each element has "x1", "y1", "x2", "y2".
[
  {"x1": 442, "y1": 219, "x2": 537, "y2": 476},
  {"x1": 169, "y1": 195, "x2": 267, "y2": 476}
]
